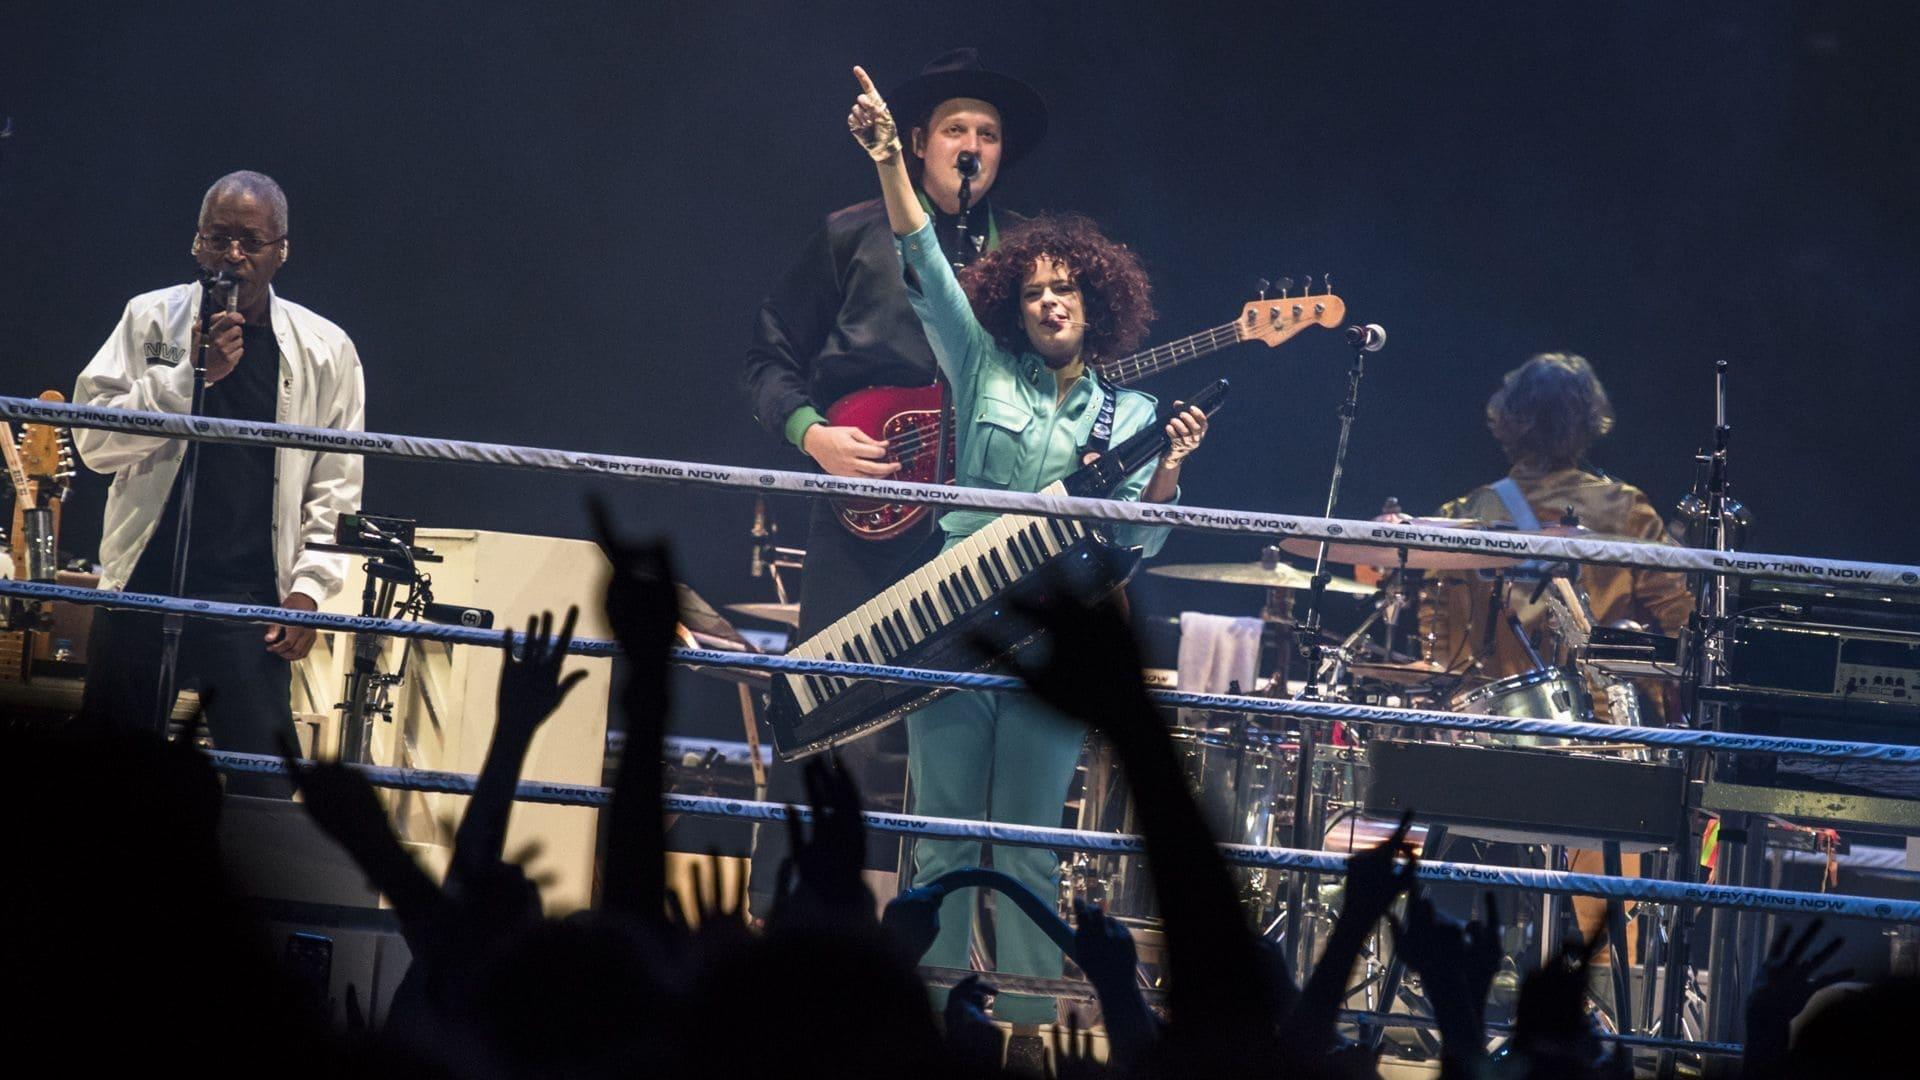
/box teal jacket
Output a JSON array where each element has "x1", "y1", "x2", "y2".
[{"x1": 895, "y1": 219, "x2": 1174, "y2": 556}]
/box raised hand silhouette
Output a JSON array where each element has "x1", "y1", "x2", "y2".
[
  {"x1": 1073, "y1": 899, "x2": 1155, "y2": 1066},
  {"x1": 589, "y1": 497, "x2": 679, "y2": 929},
  {"x1": 494, "y1": 606, "x2": 589, "y2": 741},
  {"x1": 770, "y1": 755, "x2": 874, "y2": 929},
  {"x1": 1746, "y1": 918, "x2": 1854, "y2": 1076},
  {"x1": 943, "y1": 973, "x2": 1004, "y2": 1074},
  {"x1": 1391, "y1": 887, "x2": 1486, "y2": 1072},
  {"x1": 1286, "y1": 809, "x2": 1418, "y2": 1054},
  {"x1": 1049, "y1": 1013, "x2": 1105, "y2": 1080},
  {"x1": 979, "y1": 569, "x2": 1270, "y2": 1050},
  {"x1": 881, "y1": 884, "x2": 947, "y2": 964},
  {"x1": 453, "y1": 606, "x2": 589, "y2": 888},
  {"x1": 970, "y1": 564, "x2": 1156, "y2": 739},
  {"x1": 281, "y1": 740, "x2": 448, "y2": 941}
]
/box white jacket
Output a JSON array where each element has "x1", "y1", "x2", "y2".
[{"x1": 74, "y1": 283, "x2": 365, "y2": 604}]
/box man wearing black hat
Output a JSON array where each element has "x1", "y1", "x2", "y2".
[{"x1": 740, "y1": 49, "x2": 1047, "y2": 917}]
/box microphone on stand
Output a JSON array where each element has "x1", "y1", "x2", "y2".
[
  {"x1": 953, "y1": 151, "x2": 980, "y2": 269},
  {"x1": 1345, "y1": 323, "x2": 1388, "y2": 353}
]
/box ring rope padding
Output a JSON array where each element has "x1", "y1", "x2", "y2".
[
  {"x1": 12, "y1": 576, "x2": 1920, "y2": 763},
  {"x1": 8, "y1": 395, "x2": 1918, "y2": 589}
]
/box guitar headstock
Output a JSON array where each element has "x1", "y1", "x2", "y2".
[
  {"x1": 1236, "y1": 275, "x2": 1346, "y2": 348},
  {"x1": 19, "y1": 391, "x2": 75, "y2": 503}
]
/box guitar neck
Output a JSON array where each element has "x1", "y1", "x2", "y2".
[
  {"x1": 0, "y1": 422, "x2": 30, "y2": 500},
  {"x1": 1098, "y1": 320, "x2": 1243, "y2": 387}
]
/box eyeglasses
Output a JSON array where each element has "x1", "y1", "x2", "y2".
[{"x1": 197, "y1": 231, "x2": 286, "y2": 255}]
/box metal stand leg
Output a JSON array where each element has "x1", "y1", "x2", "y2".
[
  {"x1": 1602, "y1": 841, "x2": 1635, "y2": 1031},
  {"x1": 1361, "y1": 824, "x2": 1447, "y2": 1053}
]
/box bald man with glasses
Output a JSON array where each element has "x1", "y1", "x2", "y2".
[{"x1": 74, "y1": 171, "x2": 365, "y2": 795}]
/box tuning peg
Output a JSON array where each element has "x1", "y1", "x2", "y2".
[
  {"x1": 1322, "y1": 272, "x2": 1333, "y2": 296},
  {"x1": 1253, "y1": 277, "x2": 1270, "y2": 301},
  {"x1": 1277, "y1": 276, "x2": 1293, "y2": 298},
  {"x1": 1301, "y1": 274, "x2": 1315, "y2": 296}
]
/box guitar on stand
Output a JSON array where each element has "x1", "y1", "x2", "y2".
[
  {"x1": 826, "y1": 283, "x2": 1346, "y2": 540},
  {"x1": 1, "y1": 391, "x2": 78, "y2": 681}
]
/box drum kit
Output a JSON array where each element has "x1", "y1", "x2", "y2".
[{"x1": 1064, "y1": 513, "x2": 1676, "y2": 981}]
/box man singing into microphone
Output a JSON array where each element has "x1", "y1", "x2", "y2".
[
  {"x1": 74, "y1": 170, "x2": 365, "y2": 796},
  {"x1": 739, "y1": 48, "x2": 1045, "y2": 915}
]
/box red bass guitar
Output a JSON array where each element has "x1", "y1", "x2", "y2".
[{"x1": 825, "y1": 287, "x2": 1346, "y2": 540}]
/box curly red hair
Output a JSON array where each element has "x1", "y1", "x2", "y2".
[{"x1": 959, "y1": 213, "x2": 1155, "y2": 364}]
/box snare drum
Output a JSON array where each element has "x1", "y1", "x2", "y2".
[{"x1": 1449, "y1": 666, "x2": 1594, "y2": 748}]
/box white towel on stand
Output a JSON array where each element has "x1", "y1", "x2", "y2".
[{"x1": 1177, "y1": 612, "x2": 1263, "y2": 696}]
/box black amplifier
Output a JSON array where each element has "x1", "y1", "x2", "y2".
[
  {"x1": 1364, "y1": 740, "x2": 1687, "y2": 850},
  {"x1": 1713, "y1": 578, "x2": 1920, "y2": 746},
  {"x1": 1704, "y1": 580, "x2": 1920, "y2": 819},
  {"x1": 1726, "y1": 620, "x2": 1920, "y2": 707}
]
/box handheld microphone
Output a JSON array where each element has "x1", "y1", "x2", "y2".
[
  {"x1": 200, "y1": 267, "x2": 240, "y2": 313},
  {"x1": 1345, "y1": 324, "x2": 1387, "y2": 353},
  {"x1": 956, "y1": 150, "x2": 980, "y2": 180}
]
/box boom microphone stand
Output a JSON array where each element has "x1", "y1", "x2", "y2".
[
  {"x1": 1646, "y1": 354, "x2": 1740, "y2": 1074},
  {"x1": 1694, "y1": 352, "x2": 1762, "y2": 1051},
  {"x1": 150, "y1": 268, "x2": 236, "y2": 737},
  {"x1": 1281, "y1": 323, "x2": 1387, "y2": 967}
]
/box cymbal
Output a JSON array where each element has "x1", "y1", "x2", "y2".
[
  {"x1": 1534, "y1": 524, "x2": 1648, "y2": 545},
  {"x1": 1346, "y1": 658, "x2": 1458, "y2": 687},
  {"x1": 1146, "y1": 561, "x2": 1374, "y2": 596},
  {"x1": 725, "y1": 602, "x2": 802, "y2": 627},
  {"x1": 1278, "y1": 517, "x2": 1528, "y2": 571}
]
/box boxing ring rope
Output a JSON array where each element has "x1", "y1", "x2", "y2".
[
  {"x1": 202, "y1": 748, "x2": 1918, "y2": 923},
  {"x1": 20, "y1": 396, "x2": 1916, "y2": 1059},
  {"x1": 10, "y1": 576, "x2": 1920, "y2": 764},
  {"x1": 6, "y1": 395, "x2": 1918, "y2": 588}
]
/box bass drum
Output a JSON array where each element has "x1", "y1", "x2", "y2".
[
  {"x1": 1072, "y1": 726, "x2": 1298, "y2": 928},
  {"x1": 1449, "y1": 666, "x2": 1594, "y2": 748}
]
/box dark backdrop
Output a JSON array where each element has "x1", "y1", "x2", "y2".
[{"x1": 5, "y1": 1, "x2": 1917, "y2": 639}]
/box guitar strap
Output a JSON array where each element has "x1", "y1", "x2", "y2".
[
  {"x1": 1078, "y1": 378, "x2": 1117, "y2": 464},
  {"x1": 1485, "y1": 476, "x2": 1552, "y2": 582}
]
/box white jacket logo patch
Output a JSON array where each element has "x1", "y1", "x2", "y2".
[{"x1": 143, "y1": 341, "x2": 186, "y2": 366}]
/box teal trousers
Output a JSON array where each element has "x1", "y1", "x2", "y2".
[{"x1": 906, "y1": 688, "x2": 1088, "y2": 1025}]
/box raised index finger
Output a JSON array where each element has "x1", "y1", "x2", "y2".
[{"x1": 852, "y1": 65, "x2": 883, "y2": 103}]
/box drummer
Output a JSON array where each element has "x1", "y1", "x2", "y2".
[
  {"x1": 1418, "y1": 351, "x2": 1693, "y2": 946},
  {"x1": 1418, "y1": 352, "x2": 1692, "y2": 688}
]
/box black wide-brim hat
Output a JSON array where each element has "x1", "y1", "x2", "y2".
[{"x1": 886, "y1": 47, "x2": 1048, "y2": 168}]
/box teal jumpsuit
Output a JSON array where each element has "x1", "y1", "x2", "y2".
[{"x1": 895, "y1": 219, "x2": 1174, "y2": 1023}]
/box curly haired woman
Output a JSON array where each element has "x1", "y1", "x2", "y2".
[{"x1": 848, "y1": 66, "x2": 1209, "y2": 1029}]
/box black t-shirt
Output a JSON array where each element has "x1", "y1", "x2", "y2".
[{"x1": 128, "y1": 321, "x2": 280, "y2": 599}]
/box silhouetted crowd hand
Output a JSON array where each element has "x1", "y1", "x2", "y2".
[
  {"x1": 768, "y1": 755, "x2": 876, "y2": 931},
  {"x1": 1743, "y1": 919, "x2": 1852, "y2": 1078},
  {"x1": 882, "y1": 882, "x2": 948, "y2": 964},
  {"x1": 1392, "y1": 889, "x2": 1487, "y2": 1077},
  {"x1": 16, "y1": 524, "x2": 1920, "y2": 1078},
  {"x1": 1072, "y1": 899, "x2": 1155, "y2": 1068}
]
